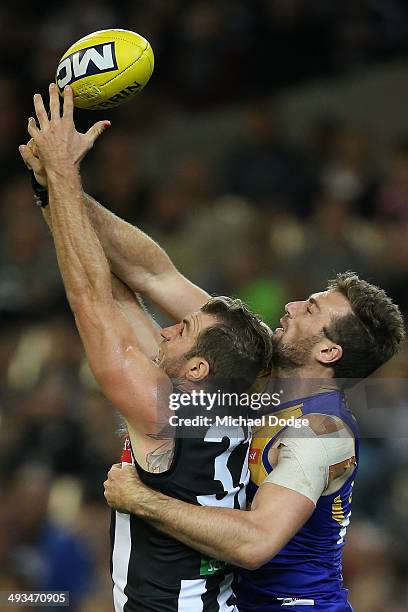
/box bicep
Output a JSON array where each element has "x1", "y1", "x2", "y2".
[
  {"x1": 72, "y1": 296, "x2": 172, "y2": 434},
  {"x1": 141, "y1": 270, "x2": 210, "y2": 321}
]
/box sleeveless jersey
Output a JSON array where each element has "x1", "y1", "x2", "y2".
[
  {"x1": 235, "y1": 391, "x2": 359, "y2": 611},
  {"x1": 111, "y1": 404, "x2": 251, "y2": 612}
]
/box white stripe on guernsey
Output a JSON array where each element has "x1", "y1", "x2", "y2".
[
  {"x1": 112, "y1": 511, "x2": 131, "y2": 612},
  {"x1": 238, "y1": 440, "x2": 251, "y2": 509},
  {"x1": 197, "y1": 427, "x2": 247, "y2": 508},
  {"x1": 217, "y1": 572, "x2": 236, "y2": 611},
  {"x1": 178, "y1": 579, "x2": 207, "y2": 611}
]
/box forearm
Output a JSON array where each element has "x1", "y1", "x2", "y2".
[
  {"x1": 41, "y1": 207, "x2": 52, "y2": 232},
  {"x1": 39, "y1": 184, "x2": 207, "y2": 320},
  {"x1": 127, "y1": 486, "x2": 259, "y2": 569},
  {"x1": 47, "y1": 167, "x2": 112, "y2": 302},
  {"x1": 84, "y1": 194, "x2": 173, "y2": 287},
  {"x1": 42, "y1": 199, "x2": 159, "y2": 358},
  {"x1": 84, "y1": 194, "x2": 210, "y2": 319}
]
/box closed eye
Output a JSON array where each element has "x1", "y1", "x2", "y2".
[{"x1": 180, "y1": 318, "x2": 190, "y2": 336}]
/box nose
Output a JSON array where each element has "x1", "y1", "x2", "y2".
[
  {"x1": 160, "y1": 323, "x2": 181, "y2": 341},
  {"x1": 286, "y1": 300, "x2": 310, "y2": 318},
  {"x1": 286, "y1": 300, "x2": 308, "y2": 318},
  {"x1": 285, "y1": 301, "x2": 297, "y2": 318}
]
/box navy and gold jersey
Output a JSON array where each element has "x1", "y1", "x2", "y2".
[{"x1": 236, "y1": 391, "x2": 358, "y2": 611}]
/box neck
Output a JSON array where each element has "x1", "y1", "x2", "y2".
[{"x1": 274, "y1": 365, "x2": 339, "y2": 405}]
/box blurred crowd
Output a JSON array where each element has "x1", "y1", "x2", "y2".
[{"x1": 1, "y1": 1, "x2": 408, "y2": 611}]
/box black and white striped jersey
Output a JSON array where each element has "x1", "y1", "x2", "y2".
[{"x1": 111, "y1": 415, "x2": 251, "y2": 611}]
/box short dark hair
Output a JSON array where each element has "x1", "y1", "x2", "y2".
[
  {"x1": 185, "y1": 296, "x2": 273, "y2": 390},
  {"x1": 325, "y1": 272, "x2": 405, "y2": 386}
]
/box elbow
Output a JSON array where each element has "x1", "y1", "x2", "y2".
[
  {"x1": 238, "y1": 552, "x2": 268, "y2": 571},
  {"x1": 235, "y1": 534, "x2": 277, "y2": 571}
]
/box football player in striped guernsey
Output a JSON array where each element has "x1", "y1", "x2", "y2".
[
  {"x1": 21, "y1": 85, "x2": 272, "y2": 612},
  {"x1": 21, "y1": 87, "x2": 404, "y2": 611}
]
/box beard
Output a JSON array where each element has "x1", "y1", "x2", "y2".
[
  {"x1": 272, "y1": 332, "x2": 323, "y2": 371},
  {"x1": 159, "y1": 353, "x2": 187, "y2": 381}
]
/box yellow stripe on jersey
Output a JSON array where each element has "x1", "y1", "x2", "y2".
[
  {"x1": 332, "y1": 495, "x2": 345, "y2": 524},
  {"x1": 249, "y1": 403, "x2": 304, "y2": 487}
]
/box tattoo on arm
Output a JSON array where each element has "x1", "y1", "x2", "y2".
[{"x1": 145, "y1": 438, "x2": 175, "y2": 473}]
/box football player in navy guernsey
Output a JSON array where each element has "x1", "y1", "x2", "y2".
[
  {"x1": 105, "y1": 273, "x2": 404, "y2": 612},
  {"x1": 20, "y1": 85, "x2": 273, "y2": 612}
]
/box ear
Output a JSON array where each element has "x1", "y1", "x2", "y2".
[
  {"x1": 184, "y1": 357, "x2": 210, "y2": 382},
  {"x1": 315, "y1": 341, "x2": 343, "y2": 366}
]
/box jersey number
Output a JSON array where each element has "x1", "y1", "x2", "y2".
[{"x1": 196, "y1": 426, "x2": 250, "y2": 509}]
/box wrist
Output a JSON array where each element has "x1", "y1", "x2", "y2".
[
  {"x1": 128, "y1": 485, "x2": 159, "y2": 518},
  {"x1": 31, "y1": 171, "x2": 48, "y2": 208},
  {"x1": 47, "y1": 163, "x2": 79, "y2": 183}
]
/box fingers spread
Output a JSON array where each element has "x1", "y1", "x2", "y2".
[
  {"x1": 27, "y1": 138, "x2": 39, "y2": 157},
  {"x1": 86, "y1": 120, "x2": 110, "y2": 147},
  {"x1": 33, "y1": 94, "x2": 48, "y2": 129},
  {"x1": 62, "y1": 85, "x2": 74, "y2": 121},
  {"x1": 19, "y1": 144, "x2": 45, "y2": 180},
  {"x1": 18, "y1": 145, "x2": 32, "y2": 169},
  {"x1": 49, "y1": 83, "x2": 61, "y2": 121},
  {"x1": 27, "y1": 117, "x2": 39, "y2": 138}
]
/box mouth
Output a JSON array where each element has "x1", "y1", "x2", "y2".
[{"x1": 273, "y1": 315, "x2": 289, "y2": 337}]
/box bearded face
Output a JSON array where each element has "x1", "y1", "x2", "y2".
[
  {"x1": 271, "y1": 290, "x2": 352, "y2": 373},
  {"x1": 155, "y1": 311, "x2": 218, "y2": 380},
  {"x1": 272, "y1": 332, "x2": 324, "y2": 371},
  {"x1": 159, "y1": 352, "x2": 189, "y2": 380}
]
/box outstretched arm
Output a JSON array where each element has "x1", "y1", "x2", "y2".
[
  {"x1": 84, "y1": 194, "x2": 210, "y2": 321},
  {"x1": 110, "y1": 273, "x2": 161, "y2": 360},
  {"x1": 20, "y1": 142, "x2": 209, "y2": 323},
  {"x1": 28, "y1": 84, "x2": 172, "y2": 436},
  {"x1": 22, "y1": 153, "x2": 160, "y2": 360}
]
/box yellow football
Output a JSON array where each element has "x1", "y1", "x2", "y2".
[{"x1": 55, "y1": 29, "x2": 154, "y2": 110}]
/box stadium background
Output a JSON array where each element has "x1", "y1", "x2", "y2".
[{"x1": 0, "y1": 1, "x2": 408, "y2": 610}]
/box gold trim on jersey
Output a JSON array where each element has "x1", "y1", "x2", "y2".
[
  {"x1": 249, "y1": 403, "x2": 304, "y2": 487},
  {"x1": 332, "y1": 481, "x2": 355, "y2": 524}
]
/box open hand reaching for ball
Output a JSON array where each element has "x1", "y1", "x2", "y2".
[
  {"x1": 19, "y1": 138, "x2": 47, "y2": 187},
  {"x1": 20, "y1": 83, "x2": 110, "y2": 175}
]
